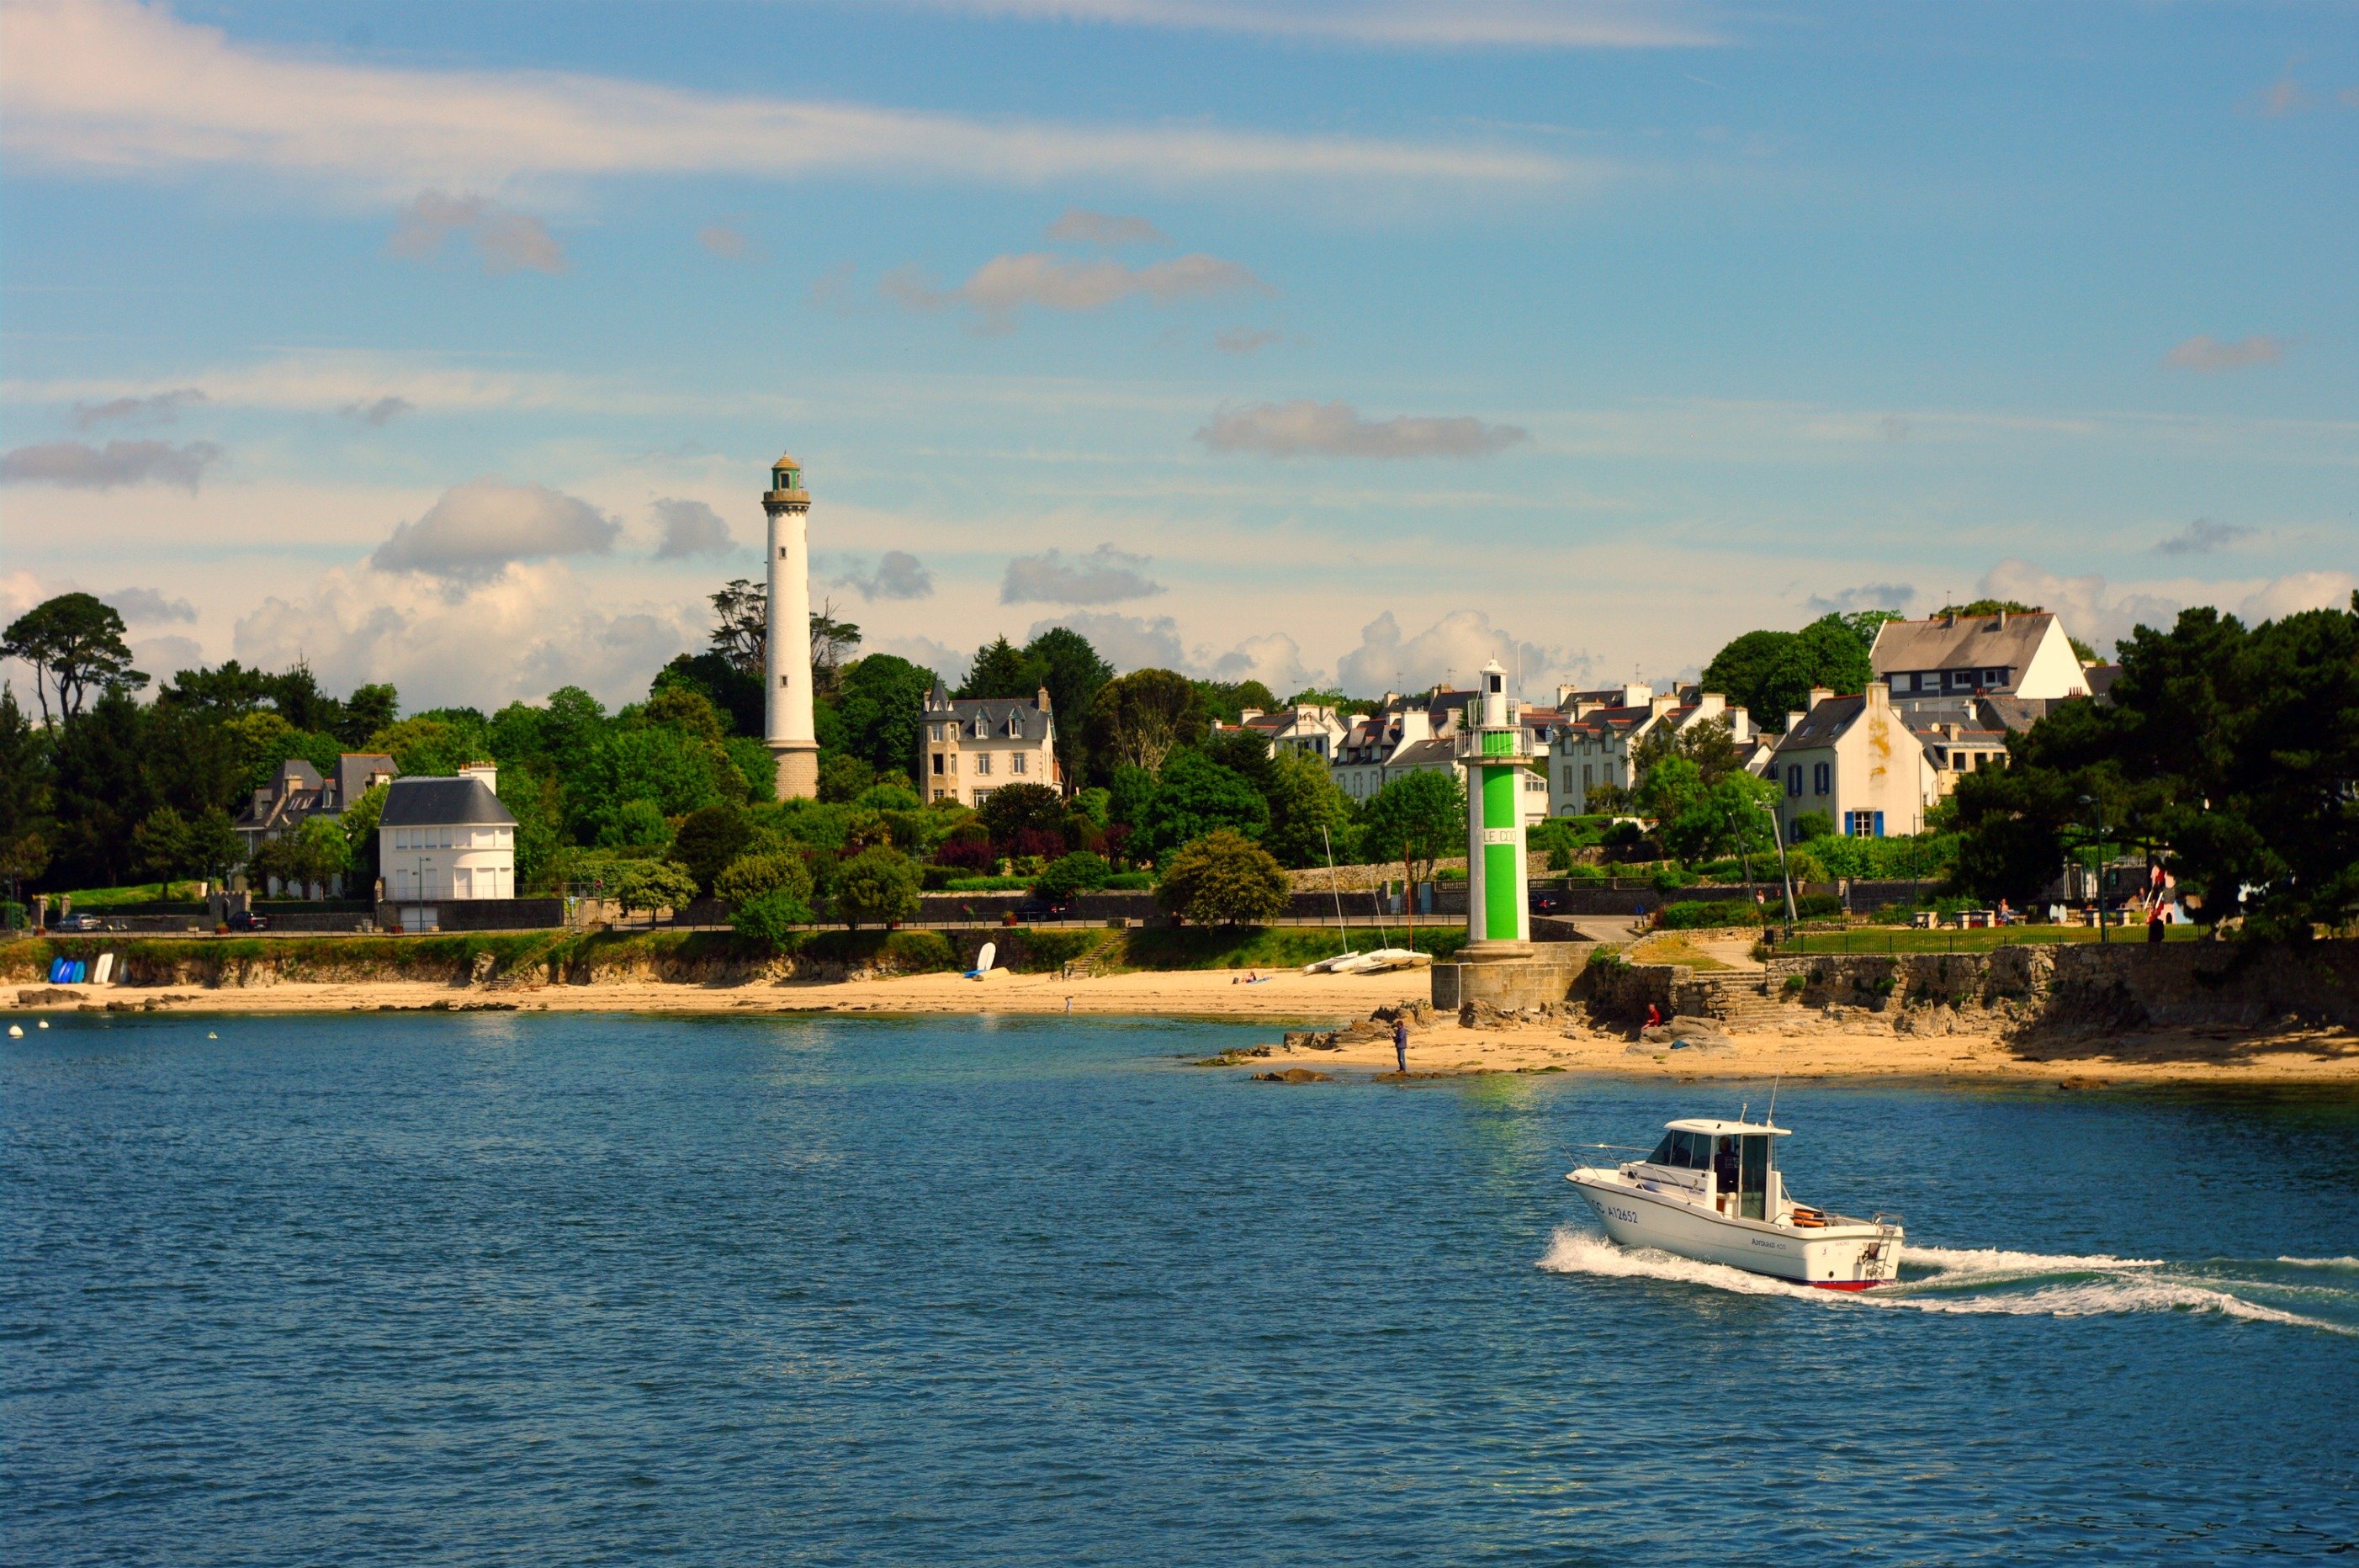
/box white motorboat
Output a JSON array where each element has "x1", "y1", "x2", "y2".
[{"x1": 1566, "y1": 1117, "x2": 1902, "y2": 1290}]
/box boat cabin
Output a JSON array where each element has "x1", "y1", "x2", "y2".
[{"x1": 1638, "y1": 1118, "x2": 1789, "y2": 1221}]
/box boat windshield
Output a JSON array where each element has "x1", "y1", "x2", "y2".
[{"x1": 1646, "y1": 1131, "x2": 1715, "y2": 1170}]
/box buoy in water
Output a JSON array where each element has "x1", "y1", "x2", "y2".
[
  {"x1": 207, "y1": 1030, "x2": 219, "y2": 1039},
  {"x1": 36, "y1": 1020, "x2": 49, "y2": 1030},
  {"x1": 6, "y1": 1025, "x2": 21, "y2": 1037}
]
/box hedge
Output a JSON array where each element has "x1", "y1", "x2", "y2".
[{"x1": 1658, "y1": 899, "x2": 1765, "y2": 930}]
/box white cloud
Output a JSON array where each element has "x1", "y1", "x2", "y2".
[
  {"x1": 0, "y1": 0, "x2": 1579, "y2": 198},
  {"x1": 837, "y1": 550, "x2": 935, "y2": 601},
  {"x1": 1003, "y1": 543, "x2": 1164, "y2": 604},
  {"x1": 649, "y1": 497, "x2": 738, "y2": 559},
  {"x1": 697, "y1": 222, "x2": 759, "y2": 261},
  {"x1": 1204, "y1": 631, "x2": 1313, "y2": 696},
  {"x1": 2152, "y1": 518, "x2": 2251, "y2": 557},
  {"x1": 867, "y1": 633, "x2": 967, "y2": 687},
  {"x1": 1026, "y1": 611, "x2": 1185, "y2": 671},
  {"x1": 1803, "y1": 582, "x2": 1916, "y2": 617},
  {"x1": 387, "y1": 190, "x2": 566, "y2": 274},
  {"x1": 369, "y1": 477, "x2": 620, "y2": 581},
  {"x1": 885, "y1": 1, "x2": 1722, "y2": 48},
  {"x1": 0, "y1": 437, "x2": 221, "y2": 490},
  {"x1": 1334, "y1": 608, "x2": 1588, "y2": 696},
  {"x1": 105, "y1": 586, "x2": 198, "y2": 623},
  {"x1": 73, "y1": 387, "x2": 204, "y2": 428},
  {"x1": 885, "y1": 252, "x2": 1266, "y2": 331},
  {"x1": 2161, "y1": 334, "x2": 2287, "y2": 373},
  {"x1": 1199, "y1": 399, "x2": 1527, "y2": 458},
  {"x1": 340, "y1": 395, "x2": 413, "y2": 426},
  {"x1": 1044, "y1": 208, "x2": 1168, "y2": 246},
  {"x1": 1978, "y1": 559, "x2": 2359, "y2": 656},
  {"x1": 234, "y1": 562, "x2": 701, "y2": 709},
  {"x1": 129, "y1": 632, "x2": 204, "y2": 678}
]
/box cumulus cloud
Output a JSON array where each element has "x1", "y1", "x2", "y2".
[
  {"x1": 1199, "y1": 400, "x2": 1527, "y2": 459},
  {"x1": 1044, "y1": 208, "x2": 1169, "y2": 246},
  {"x1": 1001, "y1": 544, "x2": 1164, "y2": 605},
  {"x1": 2153, "y1": 518, "x2": 2252, "y2": 557},
  {"x1": 0, "y1": 438, "x2": 222, "y2": 490},
  {"x1": 2161, "y1": 334, "x2": 2287, "y2": 373},
  {"x1": 1214, "y1": 327, "x2": 1284, "y2": 355},
  {"x1": 885, "y1": 252, "x2": 1265, "y2": 331},
  {"x1": 369, "y1": 477, "x2": 620, "y2": 581},
  {"x1": 235, "y1": 561, "x2": 702, "y2": 709},
  {"x1": 880, "y1": 1, "x2": 1721, "y2": 47},
  {"x1": 1026, "y1": 612, "x2": 1185, "y2": 672},
  {"x1": 1803, "y1": 582, "x2": 1916, "y2": 617},
  {"x1": 869, "y1": 633, "x2": 967, "y2": 687},
  {"x1": 0, "y1": 0, "x2": 1577, "y2": 195},
  {"x1": 698, "y1": 223, "x2": 758, "y2": 261},
  {"x1": 1334, "y1": 609, "x2": 1588, "y2": 697},
  {"x1": 1205, "y1": 632, "x2": 1313, "y2": 697},
  {"x1": 105, "y1": 586, "x2": 198, "y2": 623},
  {"x1": 388, "y1": 190, "x2": 566, "y2": 275},
  {"x1": 130, "y1": 633, "x2": 204, "y2": 677},
  {"x1": 648, "y1": 497, "x2": 737, "y2": 559},
  {"x1": 342, "y1": 395, "x2": 414, "y2": 426},
  {"x1": 838, "y1": 550, "x2": 935, "y2": 601},
  {"x1": 72, "y1": 387, "x2": 204, "y2": 428},
  {"x1": 1978, "y1": 559, "x2": 2359, "y2": 658}
]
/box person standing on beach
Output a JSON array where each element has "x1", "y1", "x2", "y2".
[{"x1": 1393, "y1": 1016, "x2": 1409, "y2": 1074}]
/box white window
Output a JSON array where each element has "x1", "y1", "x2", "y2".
[{"x1": 1011, "y1": 752, "x2": 1027, "y2": 776}]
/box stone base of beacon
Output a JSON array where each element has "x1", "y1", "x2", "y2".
[
  {"x1": 1431, "y1": 943, "x2": 1588, "y2": 1013},
  {"x1": 771, "y1": 744, "x2": 820, "y2": 801}
]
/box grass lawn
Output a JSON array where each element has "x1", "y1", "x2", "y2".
[
  {"x1": 1625, "y1": 934, "x2": 1735, "y2": 971},
  {"x1": 43, "y1": 883, "x2": 207, "y2": 908},
  {"x1": 1773, "y1": 924, "x2": 2203, "y2": 955}
]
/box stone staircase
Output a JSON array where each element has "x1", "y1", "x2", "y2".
[{"x1": 1677, "y1": 972, "x2": 1794, "y2": 1032}]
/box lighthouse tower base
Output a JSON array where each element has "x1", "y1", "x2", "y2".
[{"x1": 771, "y1": 743, "x2": 820, "y2": 801}]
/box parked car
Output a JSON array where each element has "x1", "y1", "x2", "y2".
[
  {"x1": 1528, "y1": 887, "x2": 1568, "y2": 914},
  {"x1": 225, "y1": 910, "x2": 270, "y2": 932},
  {"x1": 1015, "y1": 896, "x2": 1073, "y2": 924},
  {"x1": 51, "y1": 912, "x2": 106, "y2": 932}
]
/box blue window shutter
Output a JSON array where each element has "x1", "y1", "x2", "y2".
[{"x1": 1874, "y1": 811, "x2": 1885, "y2": 838}]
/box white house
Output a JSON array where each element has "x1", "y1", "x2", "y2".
[
  {"x1": 1547, "y1": 687, "x2": 1755, "y2": 818},
  {"x1": 379, "y1": 763, "x2": 517, "y2": 901},
  {"x1": 1871, "y1": 609, "x2": 2091, "y2": 707},
  {"x1": 920, "y1": 682, "x2": 1058, "y2": 807},
  {"x1": 1768, "y1": 684, "x2": 1934, "y2": 843},
  {"x1": 1217, "y1": 704, "x2": 1352, "y2": 763},
  {"x1": 1330, "y1": 686, "x2": 1549, "y2": 825}
]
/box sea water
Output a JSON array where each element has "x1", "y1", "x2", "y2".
[{"x1": 4, "y1": 1012, "x2": 2356, "y2": 1564}]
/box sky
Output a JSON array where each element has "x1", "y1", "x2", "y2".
[{"x1": 2, "y1": 0, "x2": 2355, "y2": 712}]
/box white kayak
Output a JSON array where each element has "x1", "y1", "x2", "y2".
[{"x1": 1566, "y1": 1116, "x2": 1903, "y2": 1290}]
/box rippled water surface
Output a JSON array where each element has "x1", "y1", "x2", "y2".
[{"x1": 6, "y1": 1012, "x2": 2357, "y2": 1563}]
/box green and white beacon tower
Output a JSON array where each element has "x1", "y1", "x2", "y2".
[{"x1": 1455, "y1": 659, "x2": 1536, "y2": 960}]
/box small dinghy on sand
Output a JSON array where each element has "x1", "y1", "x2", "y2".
[
  {"x1": 1566, "y1": 1117, "x2": 1903, "y2": 1290},
  {"x1": 1304, "y1": 947, "x2": 1429, "y2": 976}
]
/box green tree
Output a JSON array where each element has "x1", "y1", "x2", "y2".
[
  {"x1": 1192, "y1": 678, "x2": 1280, "y2": 725},
  {"x1": 1085, "y1": 669, "x2": 1206, "y2": 776},
  {"x1": 598, "y1": 798, "x2": 673, "y2": 854},
  {"x1": 602, "y1": 857, "x2": 699, "y2": 918},
  {"x1": 1630, "y1": 714, "x2": 1746, "y2": 791},
  {"x1": 715, "y1": 850, "x2": 817, "y2": 911},
  {"x1": 339, "y1": 683, "x2": 400, "y2": 748},
  {"x1": 835, "y1": 654, "x2": 936, "y2": 779},
  {"x1": 818, "y1": 752, "x2": 876, "y2": 802},
  {"x1": 978, "y1": 782, "x2": 1068, "y2": 849},
  {"x1": 2, "y1": 593, "x2": 146, "y2": 727},
  {"x1": 1261, "y1": 749, "x2": 1354, "y2": 869},
  {"x1": 0, "y1": 685, "x2": 53, "y2": 858},
  {"x1": 1034, "y1": 850, "x2": 1112, "y2": 898},
  {"x1": 1136, "y1": 750, "x2": 1268, "y2": 863},
  {"x1": 1700, "y1": 615, "x2": 1874, "y2": 729},
  {"x1": 49, "y1": 687, "x2": 152, "y2": 887},
  {"x1": 1359, "y1": 769, "x2": 1464, "y2": 936},
  {"x1": 653, "y1": 650, "x2": 762, "y2": 737},
  {"x1": 832, "y1": 845, "x2": 922, "y2": 928},
  {"x1": 132, "y1": 807, "x2": 192, "y2": 888},
  {"x1": 288, "y1": 814, "x2": 353, "y2": 896},
  {"x1": 1155, "y1": 829, "x2": 1287, "y2": 925},
  {"x1": 959, "y1": 635, "x2": 1041, "y2": 700},
  {"x1": 1021, "y1": 626, "x2": 1112, "y2": 782},
  {"x1": 496, "y1": 768, "x2": 565, "y2": 894},
  {"x1": 185, "y1": 807, "x2": 245, "y2": 887},
  {"x1": 731, "y1": 886, "x2": 815, "y2": 950},
  {"x1": 1839, "y1": 609, "x2": 1907, "y2": 649},
  {"x1": 672, "y1": 802, "x2": 753, "y2": 894},
  {"x1": 368, "y1": 713, "x2": 493, "y2": 776}
]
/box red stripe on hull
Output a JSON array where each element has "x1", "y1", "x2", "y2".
[{"x1": 1812, "y1": 1279, "x2": 1885, "y2": 1291}]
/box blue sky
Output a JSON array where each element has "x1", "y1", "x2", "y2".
[{"x1": 3, "y1": 0, "x2": 2353, "y2": 710}]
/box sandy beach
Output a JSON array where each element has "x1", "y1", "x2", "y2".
[{"x1": 12, "y1": 964, "x2": 2356, "y2": 1086}]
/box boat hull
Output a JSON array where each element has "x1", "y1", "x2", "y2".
[{"x1": 1568, "y1": 1170, "x2": 1900, "y2": 1288}]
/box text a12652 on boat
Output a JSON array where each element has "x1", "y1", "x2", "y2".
[{"x1": 1566, "y1": 1119, "x2": 1903, "y2": 1290}]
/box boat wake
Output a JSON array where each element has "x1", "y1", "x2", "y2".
[{"x1": 1538, "y1": 1227, "x2": 2358, "y2": 1335}]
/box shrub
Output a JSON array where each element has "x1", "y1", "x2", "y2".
[
  {"x1": 1781, "y1": 972, "x2": 1806, "y2": 994},
  {"x1": 1650, "y1": 864, "x2": 1696, "y2": 893},
  {"x1": 1659, "y1": 898, "x2": 1764, "y2": 930},
  {"x1": 934, "y1": 826, "x2": 994, "y2": 873},
  {"x1": 714, "y1": 850, "x2": 814, "y2": 911},
  {"x1": 882, "y1": 930, "x2": 955, "y2": 972},
  {"x1": 1102, "y1": 871, "x2": 1153, "y2": 891},
  {"x1": 1561, "y1": 862, "x2": 1608, "y2": 882},
  {"x1": 833, "y1": 845, "x2": 923, "y2": 928},
  {"x1": 1794, "y1": 892, "x2": 1844, "y2": 919},
  {"x1": 1155, "y1": 829, "x2": 1287, "y2": 926},
  {"x1": 1789, "y1": 812, "x2": 1835, "y2": 843},
  {"x1": 672, "y1": 803, "x2": 753, "y2": 894},
  {"x1": 731, "y1": 887, "x2": 813, "y2": 951},
  {"x1": 1036, "y1": 850, "x2": 1112, "y2": 899}
]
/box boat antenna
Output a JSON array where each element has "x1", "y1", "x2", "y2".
[{"x1": 1766, "y1": 1075, "x2": 1780, "y2": 1123}]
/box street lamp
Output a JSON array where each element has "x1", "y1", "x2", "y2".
[{"x1": 2077, "y1": 793, "x2": 2107, "y2": 943}]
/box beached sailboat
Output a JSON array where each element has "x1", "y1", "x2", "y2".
[{"x1": 1566, "y1": 1118, "x2": 1903, "y2": 1290}]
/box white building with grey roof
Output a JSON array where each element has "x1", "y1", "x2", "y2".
[
  {"x1": 378, "y1": 763, "x2": 517, "y2": 902},
  {"x1": 1869, "y1": 609, "x2": 2091, "y2": 708},
  {"x1": 920, "y1": 682, "x2": 1058, "y2": 806}
]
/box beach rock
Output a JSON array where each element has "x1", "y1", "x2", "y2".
[
  {"x1": 1667, "y1": 1016, "x2": 1727, "y2": 1042},
  {"x1": 14, "y1": 988, "x2": 85, "y2": 1007},
  {"x1": 1625, "y1": 1042, "x2": 1667, "y2": 1056},
  {"x1": 1253, "y1": 1067, "x2": 1333, "y2": 1083}
]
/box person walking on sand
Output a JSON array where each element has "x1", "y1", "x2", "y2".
[{"x1": 1393, "y1": 1016, "x2": 1409, "y2": 1074}]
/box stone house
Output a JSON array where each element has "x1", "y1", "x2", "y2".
[
  {"x1": 233, "y1": 751, "x2": 397, "y2": 858},
  {"x1": 920, "y1": 682, "x2": 1059, "y2": 807},
  {"x1": 1768, "y1": 683, "x2": 1933, "y2": 842}
]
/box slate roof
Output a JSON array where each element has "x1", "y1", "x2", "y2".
[
  {"x1": 925, "y1": 682, "x2": 1053, "y2": 741},
  {"x1": 379, "y1": 776, "x2": 517, "y2": 828},
  {"x1": 1769, "y1": 696, "x2": 1867, "y2": 755},
  {"x1": 337, "y1": 753, "x2": 397, "y2": 807},
  {"x1": 1869, "y1": 612, "x2": 2055, "y2": 677}
]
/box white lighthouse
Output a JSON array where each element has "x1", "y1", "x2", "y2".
[{"x1": 763, "y1": 453, "x2": 819, "y2": 799}]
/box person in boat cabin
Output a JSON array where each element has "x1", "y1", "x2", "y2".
[{"x1": 1714, "y1": 1138, "x2": 1741, "y2": 1204}]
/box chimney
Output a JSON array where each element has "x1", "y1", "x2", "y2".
[
  {"x1": 1785, "y1": 710, "x2": 1805, "y2": 734},
  {"x1": 1239, "y1": 707, "x2": 1263, "y2": 722},
  {"x1": 459, "y1": 760, "x2": 498, "y2": 794},
  {"x1": 1650, "y1": 693, "x2": 1678, "y2": 717},
  {"x1": 1807, "y1": 686, "x2": 1833, "y2": 710},
  {"x1": 1997, "y1": 608, "x2": 2007, "y2": 628},
  {"x1": 1037, "y1": 684, "x2": 1052, "y2": 712}
]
